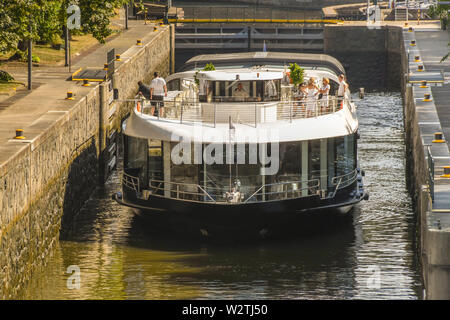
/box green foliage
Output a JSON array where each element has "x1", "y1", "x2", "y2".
[
  {"x1": 203, "y1": 62, "x2": 216, "y2": 71},
  {"x1": 288, "y1": 63, "x2": 305, "y2": 85},
  {"x1": 0, "y1": 0, "x2": 130, "y2": 55},
  {"x1": 194, "y1": 63, "x2": 216, "y2": 85},
  {"x1": 32, "y1": 54, "x2": 40, "y2": 63},
  {"x1": 0, "y1": 70, "x2": 15, "y2": 82}
]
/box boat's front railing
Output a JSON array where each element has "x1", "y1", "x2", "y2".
[
  {"x1": 244, "y1": 178, "x2": 321, "y2": 203},
  {"x1": 121, "y1": 169, "x2": 357, "y2": 204},
  {"x1": 331, "y1": 169, "x2": 358, "y2": 191},
  {"x1": 135, "y1": 95, "x2": 352, "y2": 127},
  {"x1": 122, "y1": 172, "x2": 141, "y2": 193}
]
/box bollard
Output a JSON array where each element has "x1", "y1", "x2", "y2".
[
  {"x1": 414, "y1": 55, "x2": 421, "y2": 62},
  {"x1": 408, "y1": 27, "x2": 413, "y2": 32},
  {"x1": 153, "y1": 26, "x2": 158, "y2": 32},
  {"x1": 417, "y1": 65, "x2": 424, "y2": 72},
  {"x1": 359, "y1": 88, "x2": 365, "y2": 99},
  {"x1": 66, "y1": 91, "x2": 74, "y2": 100},
  {"x1": 404, "y1": 22, "x2": 409, "y2": 27},
  {"x1": 136, "y1": 39, "x2": 142, "y2": 46},
  {"x1": 14, "y1": 129, "x2": 25, "y2": 140},
  {"x1": 442, "y1": 166, "x2": 450, "y2": 178},
  {"x1": 423, "y1": 93, "x2": 432, "y2": 102},
  {"x1": 115, "y1": 54, "x2": 121, "y2": 61},
  {"x1": 420, "y1": 80, "x2": 428, "y2": 88},
  {"x1": 82, "y1": 79, "x2": 90, "y2": 87},
  {"x1": 410, "y1": 40, "x2": 416, "y2": 46},
  {"x1": 432, "y1": 132, "x2": 444, "y2": 143},
  {"x1": 103, "y1": 63, "x2": 108, "y2": 71}
]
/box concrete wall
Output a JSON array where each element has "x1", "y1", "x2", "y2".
[
  {"x1": 324, "y1": 24, "x2": 403, "y2": 91},
  {"x1": 401, "y1": 30, "x2": 450, "y2": 299},
  {"x1": 0, "y1": 26, "x2": 172, "y2": 299}
]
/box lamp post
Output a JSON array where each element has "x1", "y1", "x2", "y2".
[{"x1": 28, "y1": 18, "x2": 32, "y2": 90}]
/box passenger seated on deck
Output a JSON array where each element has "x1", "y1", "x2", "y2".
[{"x1": 234, "y1": 83, "x2": 249, "y2": 100}]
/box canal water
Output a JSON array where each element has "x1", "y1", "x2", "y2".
[{"x1": 20, "y1": 93, "x2": 423, "y2": 299}]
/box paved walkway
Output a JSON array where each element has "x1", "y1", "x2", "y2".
[
  {"x1": 415, "y1": 29, "x2": 450, "y2": 150},
  {"x1": 0, "y1": 19, "x2": 165, "y2": 165}
]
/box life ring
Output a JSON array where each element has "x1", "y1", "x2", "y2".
[{"x1": 136, "y1": 100, "x2": 141, "y2": 112}]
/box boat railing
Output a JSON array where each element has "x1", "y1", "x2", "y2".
[
  {"x1": 122, "y1": 172, "x2": 141, "y2": 193},
  {"x1": 135, "y1": 95, "x2": 351, "y2": 127},
  {"x1": 122, "y1": 169, "x2": 357, "y2": 204},
  {"x1": 331, "y1": 169, "x2": 358, "y2": 190},
  {"x1": 244, "y1": 178, "x2": 321, "y2": 203}
]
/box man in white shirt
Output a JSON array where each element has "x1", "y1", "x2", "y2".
[
  {"x1": 150, "y1": 72, "x2": 167, "y2": 117},
  {"x1": 337, "y1": 74, "x2": 349, "y2": 108},
  {"x1": 234, "y1": 83, "x2": 249, "y2": 100}
]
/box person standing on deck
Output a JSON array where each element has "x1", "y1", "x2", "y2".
[
  {"x1": 150, "y1": 72, "x2": 167, "y2": 117},
  {"x1": 337, "y1": 74, "x2": 349, "y2": 108}
]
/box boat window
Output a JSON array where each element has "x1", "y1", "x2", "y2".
[
  {"x1": 309, "y1": 139, "x2": 321, "y2": 181},
  {"x1": 124, "y1": 135, "x2": 148, "y2": 184},
  {"x1": 201, "y1": 79, "x2": 281, "y2": 103},
  {"x1": 148, "y1": 139, "x2": 163, "y2": 190}
]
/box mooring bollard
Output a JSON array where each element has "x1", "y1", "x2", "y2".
[
  {"x1": 420, "y1": 80, "x2": 428, "y2": 88},
  {"x1": 418, "y1": 65, "x2": 424, "y2": 72},
  {"x1": 136, "y1": 39, "x2": 142, "y2": 46},
  {"x1": 408, "y1": 27, "x2": 413, "y2": 32},
  {"x1": 14, "y1": 129, "x2": 25, "y2": 140},
  {"x1": 433, "y1": 132, "x2": 444, "y2": 143},
  {"x1": 442, "y1": 166, "x2": 450, "y2": 178},
  {"x1": 82, "y1": 79, "x2": 90, "y2": 87},
  {"x1": 103, "y1": 63, "x2": 108, "y2": 71},
  {"x1": 414, "y1": 55, "x2": 421, "y2": 62},
  {"x1": 66, "y1": 91, "x2": 74, "y2": 100},
  {"x1": 423, "y1": 93, "x2": 432, "y2": 102},
  {"x1": 153, "y1": 26, "x2": 158, "y2": 32},
  {"x1": 410, "y1": 40, "x2": 416, "y2": 46},
  {"x1": 359, "y1": 88, "x2": 365, "y2": 99},
  {"x1": 115, "y1": 54, "x2": 121, "y2": 61}
]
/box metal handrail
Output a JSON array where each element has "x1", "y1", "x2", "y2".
[
  {"x1": 134, "y1": 96, "x2": 350, "y2": 126},
  {"x1": 148, "y1": 178, "x2": 217, "y2": 203},
  {"x1": 244, "y1": 178, "x2": 320, "y2": 203},
  {"x1": 427, "y1": 146, "x2": 435, "y2": 201},
  {"x1": 331, "y1": 169, "x2": 358, "y2": 189},
  {"x1": 122, "y1": 172, "x2": 140, "y2": 193}
]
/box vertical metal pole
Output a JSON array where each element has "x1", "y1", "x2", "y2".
[
  {"x1": 406, "y1": 0, "x2": 408, "y2": 23},
  {"x1": 28, "y1": 21, "x2": 32, "y2": 90},
  {"x1": 64, "y1": 26, "x2": 69, "y2": 67},
  {"x1": 68, "y1": 29, "x2": 72, "y2": 73},
  {"x1": 125, "y1": 3, "x2": 129, "y2": 29}
]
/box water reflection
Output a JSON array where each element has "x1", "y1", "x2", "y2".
[{"x1": 19, "y1": 93, "x2": 422, "y2": 300}]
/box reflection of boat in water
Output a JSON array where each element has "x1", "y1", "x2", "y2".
[{"x1": 113, "y1": 52, "x2": 369, "y2": 240}]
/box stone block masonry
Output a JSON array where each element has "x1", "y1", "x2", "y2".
[{"x1": 0, "y1": 25, "x2": 172, "y2": 299}]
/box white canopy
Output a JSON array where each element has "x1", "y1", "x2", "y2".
[{"x1": 123, "y1": 106, "x2": 358, "y2": 144}]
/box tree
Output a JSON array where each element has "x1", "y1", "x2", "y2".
[{"x1": 0, "y1": 0, "x2": 131, "y2": 55}]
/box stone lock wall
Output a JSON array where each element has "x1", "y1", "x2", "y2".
[
  {"x1": 0, "y1": 26, "x2": 172, "y2": 299},
  {"x1": 323, "y1": 25, "x2": 403, "y2": 91}
]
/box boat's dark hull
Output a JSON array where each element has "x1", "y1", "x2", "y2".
[{"x1": 113, "y1": 179, "x2": 368, "y2": 241}]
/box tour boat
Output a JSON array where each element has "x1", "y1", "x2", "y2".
[{"x1": 113, "y1": 52, "x2": 368, "y2": 239}]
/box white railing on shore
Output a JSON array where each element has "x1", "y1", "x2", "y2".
[{"x1": 135, "y1": 94, "x2": 351, "y2": 128}]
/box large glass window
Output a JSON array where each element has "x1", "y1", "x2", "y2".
[
  {"x1": 148, "y1": 139, "x2": 163, "y2": 191},
  {"x1": 204, "y1": 80, "x2": 281, "y2": 103},
  {"x1": 124, "y1": 135, "x2": 148, "y2": 185}
]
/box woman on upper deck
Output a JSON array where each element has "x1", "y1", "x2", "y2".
[
  {"x1": 319, "y1": 78, "x2": 330, "y2": 111},
  {"x1": 304, "y1": 77, "x2": 319, "y2": 116}
]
